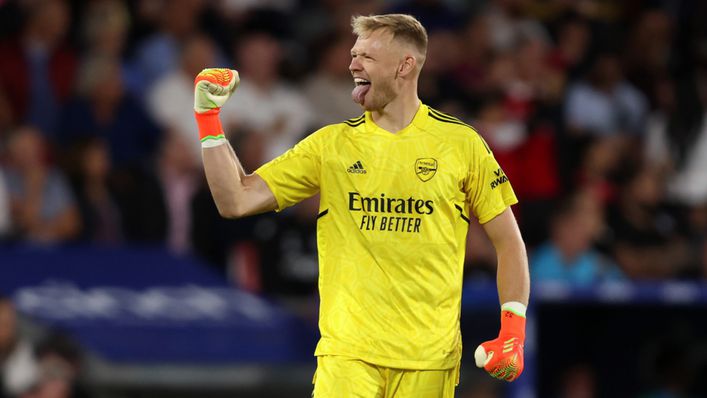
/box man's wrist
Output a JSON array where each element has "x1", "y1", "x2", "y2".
[
  {"x1": 499, "y1": 302, "x2": 527, "y2": 340},
  {"x1": 195, "y1": 109, "x2": 227, "y2": 147},
  {"x1": 501, "y1": 301, "x2": 527, "y2": 318}
]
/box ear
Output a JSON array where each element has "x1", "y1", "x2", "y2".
[{"x1": 397, "y1": 55, "x2": 417, "y2": 77}]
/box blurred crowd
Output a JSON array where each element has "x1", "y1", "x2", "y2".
[
  {"x1": 0, "y1": 0, "x2": 706, "y2": 295},
  {"x1": 1, "y1": 1, "x2": 706, "y2": 397}
]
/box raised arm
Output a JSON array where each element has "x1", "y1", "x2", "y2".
[{"x1": 194, "y1": 68, "x2": 277, "y2": 218}]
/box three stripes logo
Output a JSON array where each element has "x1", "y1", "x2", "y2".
[
  {"x1": 503, "y1": 337, "x2": 517, "y2": 354},
  {"x1": 347, "y1": 160, "x2": 367, "y2": 174}
]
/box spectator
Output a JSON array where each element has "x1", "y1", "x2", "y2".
[
  {"x1": 0, "y1": 296, "x2": 39, "y2": 398},
  {"x1": 623, "y1": 10, "x2": 674, "y2": 97},
  {"x1": 0, "y1": 168, "x2": 10, "y2": 240},
  {"x1": 452, "y1": 15, "x2": 493, "y2": 100},
  {"x1": 148, "y1": 34, "x2": 221, "y2": 164},
  {"x1": 609, "y1": 165, "x2": 692, "y2": 279},
  {"x1": 481, "y1": 0, "x2": 550, "y2": 52},
  {"x1": 19, "y1": 334, "x2": 90, "y2": 398},
  {"x1": 418, "y1": 29, "x2": 465, "y2": 110},
  {"x1": 4, "y1": 126, "x2": 79, "y2": 244},
  {"x1": 157, "y1": 133, "x2": 201, "y2": 255},
  {"x1": 565, "y1": 52, "x2": 648, "y2": 137},
  {"x1": 257, "y1": 195, "x2": 320, "y2": 297},
  {"x1": 79, "y1": 0, "x2": 143, "y2": 97},
  {"x1": 58, "y1": 56, "x2": 162, "y2": 170},
  {"x1": 221, "y1": 32, "x2": 313, "y2": 161},
  {"x1": 129, "y1": 0, "x2": 207, "y2": 93},
  {"x1": 303, "y1": 34, "x2": 361, "y2": 126},
  {"x1": 645, "y1": 75, "x2": 707, "y2": 206},
  {"x1": 546, "y1": 17, "x2": 591, "y2": 80},
  {"x1": 389, "y1": 0, "x2": 463, "y2": 32},
  {"x1": 0, "y1": 0, "x2": 76, "y2": 137},
  {"x1": 532, "y1": 190, "x2": 623, "y2": 286},
  {"x1": 0, "y1": 87, "x2": 14, "y2": 142},
  {"x1": 64, "y1": 138, "x2": 122, "y2": 244}
]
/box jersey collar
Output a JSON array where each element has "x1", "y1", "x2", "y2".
[{"x1": 364, "y1": 102, "x2": 429, "y2": 136}]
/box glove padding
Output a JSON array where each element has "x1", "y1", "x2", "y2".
[
  {"x1": 194, "y1": 68, "x2": 239, "y2": 114},
  {"x1": 474, "y1": 310, "x2": 526, "y2": 381}
]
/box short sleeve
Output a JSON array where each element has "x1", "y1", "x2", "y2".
[
  {"x1": 254, "y1": 128, "x2": 326, "y2": 211},
  {"x1": 464, "y1": 134, "x2": 518, "y2": 224}
]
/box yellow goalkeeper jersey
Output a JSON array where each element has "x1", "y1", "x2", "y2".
[{"x1": 255, "y1": 103, "x2": 517, "y2": 370}]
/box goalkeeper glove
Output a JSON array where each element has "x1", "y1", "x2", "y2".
[
  {"x1": 193, "y1": 68, "x2": 239, "y2": 147},
  {"x1": 474, "y1": 302, "x2": 526, "y2": 382}
]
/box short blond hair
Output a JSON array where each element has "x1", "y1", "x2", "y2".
[{"x1": 351, "y1": 14, "x2": 428, "y2": 59}]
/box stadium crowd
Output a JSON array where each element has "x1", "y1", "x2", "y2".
[
  {"x1": 1, "y1": 1, "x2": 706, "y2": 397},
  {"x1": 0, "y1": 0, "x2": 706, "y2": 295}
]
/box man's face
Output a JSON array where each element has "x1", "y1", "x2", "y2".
[{"x1": 349, "y1": 30, "x2": 401, "y2": 111}]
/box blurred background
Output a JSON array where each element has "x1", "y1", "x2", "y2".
[{"x1": 0, "y1": 0, "x2": 706, "y2": 397}]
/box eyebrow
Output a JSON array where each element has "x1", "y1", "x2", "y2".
[{"x1": 351, "y1": 50, "x2": 372, "y2": 57}]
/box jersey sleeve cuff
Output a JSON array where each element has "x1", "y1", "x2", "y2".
[
  {"x1": 477, "y1": 197, "x2": 518, "y2": 224},
  {"x1": 253, "y1": 168, "x2": 284, "y2": 212}
]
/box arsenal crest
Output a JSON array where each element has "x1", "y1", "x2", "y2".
[{"x1": 415, "y1": 158, "x2": 438, "y2": 182}]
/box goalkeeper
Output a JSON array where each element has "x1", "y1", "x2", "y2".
[{"x1": 194, "y1": 14, "x2": 529, "y2": 397}]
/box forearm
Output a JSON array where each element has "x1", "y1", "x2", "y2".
[
  {"x1": 202, "y1": 142, "x2": 248, "y2": 218},
  {"x1": 482, "y1": 208, "x2": 530, "y2": 306},
  {"x1": 496, "y1": 239, "x2": 530, "y2": 306}
]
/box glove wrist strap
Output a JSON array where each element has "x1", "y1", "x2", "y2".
[
  {"x1": 499, "y1": 309, "x2": 526, "y2": 341},
  {"x1": 195, "y1": 109, "x2": 227, "y2": 147}
]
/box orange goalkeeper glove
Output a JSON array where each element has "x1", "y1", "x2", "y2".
[
  {"x1": 193, "y1": 68, "x2": 239, "y2": 147},
  {"x1": 474, "y1": 302, "x2": 526, "y2": 382}
]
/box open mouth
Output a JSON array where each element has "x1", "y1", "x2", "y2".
[
  {"x1": 352, "y1": 78, "x2": 371, "y2": 104},
  {"x1": 354, "y1": 78, "x2": 371, "y2": 87}
]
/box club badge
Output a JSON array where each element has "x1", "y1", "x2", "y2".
[{"x1": 415, "y1": 158, "x2": 438, "y2": 182}]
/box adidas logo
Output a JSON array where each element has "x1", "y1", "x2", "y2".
[{"x1": 347, "y1": 160, "x2": 367, "y2": 174}]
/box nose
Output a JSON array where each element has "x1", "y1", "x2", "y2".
[{"x1": 349, "y1": 56, "x2": 361, "y2": 73}]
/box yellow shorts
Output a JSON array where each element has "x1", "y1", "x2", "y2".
[{"x1": 312, "y1": 355, "x2": 459, "y2": 398}]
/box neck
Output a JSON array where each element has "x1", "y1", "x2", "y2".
[{"x1": 371, "y1": 89, "x2": 420, "y2": 133}]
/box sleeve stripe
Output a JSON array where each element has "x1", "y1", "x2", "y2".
[
  {"x1": 454, "y1": 204, "x2": 470, "y2": 224},
  {"x1": 428, "y1": 109, "x2": 491, "y2": 154},
  {"x1": 428, "y1": 108, "x2": 475, "y2": 129},
  {"x1": 343, "y1": 119, "x2": 366, "y2": 127},
  {"x1": 428, "y1": 112, "x2": 469, "y2": 127},
  {"x1": 479, "y1": 136, "x2": 491, "y2": 154},
  {"x1": 428, "y1": 108, "x2": 461, "y2": 122},
  {"x1": 317, "y1": 209, "x2": 329, "y2": 219}
]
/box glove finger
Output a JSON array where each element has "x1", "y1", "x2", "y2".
[
  {"x1": 490, "y1": 368, "x2": 506, "y2": 380},
  {"x1": 474, "y1": 345, "x2": 487, "y2": 368},
  {"x1": 207, "y1": 81, "x2": 228, "y2": 95},
  {"x1": 228, "y1": 70, "x2": 240, "y2": 93}
]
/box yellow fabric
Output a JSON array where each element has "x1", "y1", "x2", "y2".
[
  {"x1": 312, "y1": 356, "x2": 458, "y2": 398},
  {"x1": 255, "y1": 103, "x2": 517, "y2": 370}
]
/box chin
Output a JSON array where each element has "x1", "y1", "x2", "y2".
[{"x1": 360, "y1": 98, "x2": 381, "y2": 112}]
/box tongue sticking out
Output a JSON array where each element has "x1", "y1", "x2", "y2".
[{"x1": 352, "y1": 84, "x2": 370, "y2": 104}]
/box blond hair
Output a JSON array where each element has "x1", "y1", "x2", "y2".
[{"x1": 351, "y1": 14, "x2": 428, "y2": 61}]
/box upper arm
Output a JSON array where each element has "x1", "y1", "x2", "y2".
[
  {"x1": 238, "y1": 173, "x2": 278, "y2": 217},
  {"x1": 254, "y1": 128, "x2": 326, "y2": 211}
]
